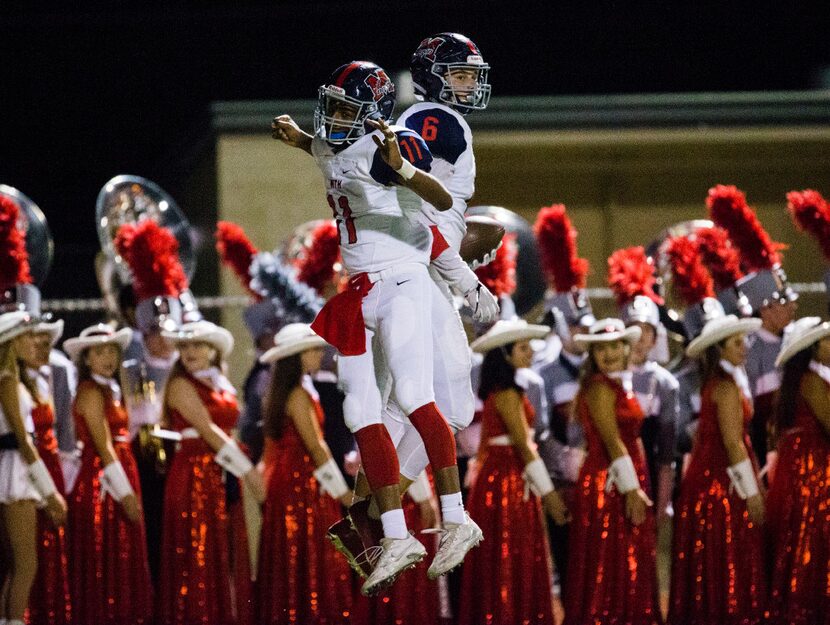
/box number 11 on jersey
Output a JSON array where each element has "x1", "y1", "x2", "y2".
[{"x1": 326, "y1": 193, "x2": 357, "y2": 244}]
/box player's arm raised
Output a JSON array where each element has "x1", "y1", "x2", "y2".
[
  {"x1": 368, "y1": 118, "x2": 452, "y2": 211},
  {"x1": 271, "y1": 114, "x2": 313, "y2": 155}
]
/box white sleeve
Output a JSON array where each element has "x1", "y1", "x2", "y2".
[{"x1": 430, "y1": 246, "x2": 479, "y2": 295}]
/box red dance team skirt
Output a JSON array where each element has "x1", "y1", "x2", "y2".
[
  {"x1": 767, "y1": 381, "x2": 830, "y2": 625},
  {"x1": 257, "y1": 432, "x2": 352, "y2": 624},
  {"x1": 68, "y1": 438, "x2": 153, "y2": 624},
  {"x1": 565, "y1": 375, "x2": 661, "y2": 625},
  {"x1": 351, "y1": 492, "x2": 442, "y2": 625},
  {"x1": 30, "y1": 402, "x2": 71, "y2": 625},
  {"x1": 159, "y1": 438, "x2": 248, "y2": 625},
  {"x1": 459, "y1": 443, "x2": 556, "y2": 625},
  {"x1": 668, "y1": 377, "x2": 766, "y2": 625}
]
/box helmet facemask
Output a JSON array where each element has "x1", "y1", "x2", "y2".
[
  {"x1": 433, "y1": 59, "x2": 491, "y2": 111},
  {"x1": 314, "y1": 85, "x2": 379, "y2": 145}
]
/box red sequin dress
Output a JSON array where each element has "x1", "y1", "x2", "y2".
[
  {"x1": 767, "y1": 370, "x2": 830, "y2": 625},
  {"x1": 29, "y1": 398, "x2": 72, "y2": 625},
  {"x1": 257, "y1": 386, "x2": 353, "y2": 624},
  {"x1": 668, "y1": 372, "x2": 766, "y2": 625},
  {"x1": 158, "y1": 372, "x2": 250, "y2": 625},
  {"x1": 68, "y1": 379, "x2": 154, "y2": 625},
  {"x1": 458, "y1": 390, "x2": 556, "y2": 625},
  {"x1": 564, "y1": 374, "x2": 661, "y2": 625}
]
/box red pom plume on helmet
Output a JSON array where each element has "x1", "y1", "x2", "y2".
[
  {"x1": 706, "y1": 184, "x2": 784, "y2": 271},
  {"x1": 0, "y1": 195, "x2": 32, "y2": 290},
  {"x1": 665, "y1": 235, "x2": 715, "y2": 306},
  {"x1": 786, "y1": 189, "x2": 830, "y2": 261},
  {"x1": 606, "y1": 246, "x2": 663, "y2": 307},
  {"x1": 533, "y1": 204, "x2": 589, "y2": 293},
  {"x1": 114, "y1": 220, "x2": 187, "y2": 301},
  {"x1": 474, "y1": 232, "x2": 517, "y2": 297},
  {"x1": 694, "y1": 226, "x2": 744, "y2": 290},
  {"x1": 296, "y1": 220, "x2": 342, "y2": 295},
  {"x1": 215, "y1": 221, "x2": 262, "y2": 300}
]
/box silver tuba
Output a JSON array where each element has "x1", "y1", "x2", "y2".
[{"x1": 0, "y1": 184, "x2": 54, "y2": 287}]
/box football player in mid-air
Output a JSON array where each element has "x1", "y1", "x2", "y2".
[{"x1": 272, "y1": 61, "x2": 483, "y2": 595}]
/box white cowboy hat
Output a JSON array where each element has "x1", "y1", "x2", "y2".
[
  {"x1": 574, "y1": 318, "x2": 641, "y2": 348},
  {"x1": 259, "y1": 323, "x2": 327, "y2": 364},
  {"x1": 162, "y1": 320, "x2": 234, "y2": 357},
  {"x1": 686, "y1": 315, "x2": 762, "y2": 358},
  {"x1": 0, "y1": 310, "x2": 34, "y2": 344},
  {"x1": 64, "y1": 324, "x2": 133, "y2": 360},
  {"x1": 470, "y1": 319, "x2": 550, "y2": 354},
  {"x1": 33, "y1": 318, "x2": 64, "y2": 347},
  {"x1": 775, "y1": 317, "x2": 830, "y2": 366}
]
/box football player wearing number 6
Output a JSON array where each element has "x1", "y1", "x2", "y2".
[{"x1": 272, "y1": 61, "x2": 483, "y2": 596}]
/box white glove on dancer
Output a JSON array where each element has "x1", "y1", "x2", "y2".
[{"x1": 464, "y1": 282, "x2": 500, "y2": 323}]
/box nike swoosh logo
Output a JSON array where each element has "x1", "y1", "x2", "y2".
[{"x1": 396, "y1": 280, "x2": 410, "y2": 286}]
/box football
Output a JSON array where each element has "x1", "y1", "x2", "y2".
[{"x1": 460, "y1": 215, "x2": 506, "y2": 265}]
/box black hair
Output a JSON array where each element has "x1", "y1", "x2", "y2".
[
  {"x1": 478, "y1": 342, "x2": 522, "y2": 401},
  {"x1": 263, "y1": 353, "x2": 304, "y2": 439},
  {"x1": 776, "y1": 346, "x2": 814, "y2": 432}
]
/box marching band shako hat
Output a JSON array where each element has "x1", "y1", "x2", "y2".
[
  {"x1": 0, "y1": 193, "x2": 63, "y2": 344},
  {"x1": 115, "y1": 220, "x2": 187, "y2": 333},
  {"x1": 664, "y1": 234, "x2": 723, "y2": 340},
  {"x1": 707, "y1": 184, "x2": 794, "y2": 315},
  {"x1": 473, "y1": 232, "x2": 518, "y2": 323},
  {"x1": 295, "y1": 220, "x2": 342, "y2": 298},
  {"x1": 606, "y1": 246, "x2": 663, "y2": 329},
  {"x1": 533, "y1": 204, "x2": 594, "y2": 338},
  {"x1": 215, "y1": 221, "x2": 280, "y2": 341},
  {"x1": 693, "y1": 225, "x2": 750, "y2": 317}
]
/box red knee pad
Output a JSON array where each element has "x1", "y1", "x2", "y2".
[
  {"x1": 408, "y1": 402, "x2": 457, "y2": 470},
  {"x1": 353, "y1": 424, "x2": 400, "y2": 491}
]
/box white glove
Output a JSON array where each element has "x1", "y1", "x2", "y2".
[{"x1": 464, "y1": 282, "x2": 500, "y2": 323}]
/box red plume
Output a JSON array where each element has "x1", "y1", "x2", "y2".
[
  {"x1": 665, "y1": 235, "x2": 715, "y2": 306},
  {"x1": 694, "y1": 226, "x2": 744, "y2": 290},
  {"x1": 533, "y1": 204, "x2": 589, "y2": 292},
  {"x1": 296, "y1": 220, "x2": 342, "y2": 295},
  {"x1": 0, "y1": 195, "x2": 32, "y2": 289},
  {"x1": 606, "y1": 246, "x2": 663, "y2": 307},
  {"x1": 706, "y1": 184, "x2": 783, "y2": 271},
  {"x1": 115, "y1": 220, "x2": 187, "y2": 301},
  {"x1": 786, "y1": 189, "x2": 830, "y2": 261},
  {"x1": 215, "y1": 221, "x2": 261, "y2": 300},
  {"x1": 475, "y1": 233, "x2": 517, "y2": 297}
]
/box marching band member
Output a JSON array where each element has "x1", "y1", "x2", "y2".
[
  {"x1": 564, "y1": 319, "x2": 661, "y2": 625},
  {"x1": 669, "y1": 310, "x2": 767, "y2": 624},
  {"x1": 534, "y1": 204, "x2": 594, "y2": 588},
  {"x1": 114, "y1": 219, "x2": 185, "y2": 584},
  {"x1": 256, "y1": 324, "x2": 353, "y2": 624},
  {"x1": 157, "y1": 319, "x2": 265, "y2": 625},
  {"x1": 767, "y1": 318, "x2": 830, "y2": 623},
  {"x1": 708, "y1": 184, "x2": 797, "y2": 465},
  {"x1": 459, "y1": 319, "x2": 568, "y2": 625},
  {"x1": 65, "y1": 324, "x2": 153, "y2": 625}
]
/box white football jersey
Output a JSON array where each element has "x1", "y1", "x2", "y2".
[
  {"x1": 397, "y1": 101, "x2": 476, "y2": 250},
  {"x1": 311, "y1": 127, "x2": 433, "y2": 274}
]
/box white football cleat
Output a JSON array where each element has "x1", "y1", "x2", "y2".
[
  {"x1": 426, "y1": 512, "x2": 483, "y2": 579},
  {"x1": 360, "y1": 534, "x2": 427, "y2": 596}
]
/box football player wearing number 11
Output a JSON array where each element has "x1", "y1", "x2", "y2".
[{"x1": 272, "y1": 61, "x2": 482, "y2": 596}]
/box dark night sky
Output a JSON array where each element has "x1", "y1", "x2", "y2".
[{"x1": 1, "y1": 2, "x2": 828, "y2": 299}]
